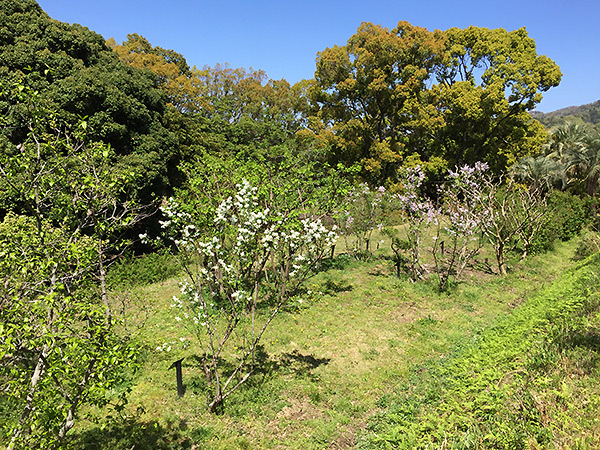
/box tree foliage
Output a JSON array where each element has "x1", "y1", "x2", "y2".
[
  {"x1": 0, "y1": 0, "x2": 177, "y2": 202},
  {"x1": 0, "y1": 81, "x2": 144, "y2": 449},
  {"x1": 313, "y1": 21, "x2": 561, "y2": 183}
]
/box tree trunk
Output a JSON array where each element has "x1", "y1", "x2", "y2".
[
  {"x1": 496, "y1": 243, "x2": 507, "y2": 275},
  {"x1": 9, "y1": 345, "x2": 50, "y2": 450}
]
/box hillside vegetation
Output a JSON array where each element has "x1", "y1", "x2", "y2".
[{"x1": 533, "y1": 100, "x2": 600, "y2": 130}]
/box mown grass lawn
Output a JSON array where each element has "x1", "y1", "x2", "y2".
[{"x1": 72, "y1": 236, "x2": 596, "y2": 450}]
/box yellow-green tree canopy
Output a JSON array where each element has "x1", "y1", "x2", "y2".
[{"x1": 313, "y1": 21, "x2": 562, "y2": 182}]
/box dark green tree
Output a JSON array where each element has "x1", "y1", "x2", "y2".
[{"x1": 0, "y1": 0, "x2": 177, "y2": 202}]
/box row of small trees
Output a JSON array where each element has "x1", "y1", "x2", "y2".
[
  {"x1": 0, "y1": 6, "x2": 591, "y2": 447},
  {"x1": 340, "y1": 163, "x2": 553, "y2": 290}
]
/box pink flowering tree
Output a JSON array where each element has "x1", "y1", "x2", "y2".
[
  {"x1": 336, "y1": 183, "x2": 387, "y2": 259},
  {"x1": 387, "y1": 167, "x2": 439, "y2": 280},
  {"x1": 433, "y1": 163, "x2": 488, "y2": 290},
  {"x1": 160, "y1": 179, "x2": 337, "y2": 411},
  {"x1": 442, "y1": 163, "x2": 549, "y2": 276}
]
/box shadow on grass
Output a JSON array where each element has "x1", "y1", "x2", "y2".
[
  {"x1": 278, "y1": 350, "x2": 331, "y2": 376},
  {"x1": 555, "y1": 327, "x2": 600, "y2": 371},
  {"x1": 182, "y1": 346, "x2": 331, "y2": 397},
  {"x1": 72, "y1": 417, "x2": 211, "y2": 450}
]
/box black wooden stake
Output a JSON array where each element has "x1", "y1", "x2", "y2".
[{"x1": 169, "y1": 358, "x2": 185, "y2": 398}]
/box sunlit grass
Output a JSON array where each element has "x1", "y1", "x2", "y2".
[{"x1": 71, "y1": 237, "x2": 594, "y2": 449}]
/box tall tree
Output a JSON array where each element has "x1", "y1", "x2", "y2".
[
  {"x1": 0, "y1": 0, "x2": 177, "y2": 202},
  {"x1": 313, "y1": 21, "x2": 561, "y2": 183},
  {"x1": 313, "y1": 21, "x2": 446, "y2": 183},
  {"x1": 435, "y1": 26, "x2": 560, "y2": 171}
]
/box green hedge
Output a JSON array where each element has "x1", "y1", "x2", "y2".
[{"x1": 529, "y1": 190, "x2": 596, "y2": 255}]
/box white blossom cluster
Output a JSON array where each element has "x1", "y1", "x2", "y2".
[
  {"x1": 160, "y1": 179, "x2": 338, "y2": 341},
  {"x1": 173, "y1": 280, "x2": 214, "y2": 328},
  {"x1": 155, "y1": 341, "x2": 175, "y2": 352},
  {"x1": 287, "y1": 219, "x2": 337, "y2": 277},
  {"x1": 159, "y1": 197, "x2": 200, "y2": 247}
]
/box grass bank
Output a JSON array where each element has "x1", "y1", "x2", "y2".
[{"x1": 71, "y1": 239, "x2": 598, "y2": 449}]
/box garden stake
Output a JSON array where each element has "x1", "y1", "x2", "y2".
[{"x1": 169, "y1": 358, "x2": 185, "y2": 398}]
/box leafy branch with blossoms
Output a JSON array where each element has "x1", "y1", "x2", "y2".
[
  {"x1": 336, "y1": 183, "x2": 387, "y2": 259},
  {"x1": 160, "y1": 179, "x2": 337, "y2": 412}
]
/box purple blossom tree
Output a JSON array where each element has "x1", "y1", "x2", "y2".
[
  {"x1": 387, "y1": 167, "x2": 439, "y2": 281},
  {"x1": 446, "y1": 163, "x2": 549, "y2": 275},
  {"x1": 433, "y1": 163, "x2": 488, "y2": 290}
]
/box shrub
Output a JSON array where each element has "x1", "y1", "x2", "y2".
[
  {"x1": 529, "y1": 191, "x2": 595, "y2": 254},
  {"x1": 573, "y1": 231, "x2": 600, "y2": 260},
  {"x1": 107, "y1": 250, "x2": 180, "y2": 287}
]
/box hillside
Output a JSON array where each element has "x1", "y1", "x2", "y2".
[{"x1": 533, "y1": 100, "x2": 600, "y2": 128}]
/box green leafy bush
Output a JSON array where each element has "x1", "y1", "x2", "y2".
[
  {"x1": 573, "y1": 231, "x2": 600, "y2": 260},
  {"x1": 529, "y1": 190, "x2": 595, "y2": 254},
  {"x1": 107, "y1": 251, "x2": 180, "y2": 287}
]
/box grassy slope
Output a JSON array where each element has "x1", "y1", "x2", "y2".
[
  {"x1": 360, "y1": 250, "x2": 600, "y2": 449},
  {"x1": 71, "y1": 238, "x2": 598, "y2": 450}
]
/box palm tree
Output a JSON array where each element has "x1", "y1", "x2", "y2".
[
  {"x1": 511, "y1": 155, "x2": 567, "y2": 191},
  {"x1": 543, "y1": 122, "x2": 600, "y2": 195},
  {"x1": 543, "y1": 122, "x2": 589, "y2": 161},
  {"x1": 563, "y1": 134, "x2": 600, "y2": 195}
]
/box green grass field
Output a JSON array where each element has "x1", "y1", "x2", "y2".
[{"x1": 71, "y1": 235, "x2": 600, "y2": 449}]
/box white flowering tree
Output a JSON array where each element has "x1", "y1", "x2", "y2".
[{"x1": 160, "y1": 179, "x2": 336, "y2": 411}]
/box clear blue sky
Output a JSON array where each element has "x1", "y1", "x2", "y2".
[{"x1": 37, "y1": 0, "x2": 599, "y2": 113}]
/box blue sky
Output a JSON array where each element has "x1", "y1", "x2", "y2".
[{"x1": 37, "y1": 0, "x2": 599, "y2": 112}]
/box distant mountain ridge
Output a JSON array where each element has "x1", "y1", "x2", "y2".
[{"x1": 532, "y1": 100, "x2": 600, "y2": 128}]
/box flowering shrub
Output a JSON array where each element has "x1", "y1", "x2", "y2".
[
  {"x1": 433, "y1": 163, "x2": 488, "y2": 290},
  {"x1": 443, "y1": 163, "x2": 549, "y2": 275},
  {"x1": 387, "y1": 167, "x2": 439, "y2": 280},
  {"x1": 161, "y1": 179, "x2": 336, "y2": 411}
]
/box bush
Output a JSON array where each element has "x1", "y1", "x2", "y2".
[
  {"x1": 107, "y1": 250, "x2": 180, "y2": 287},
  {"x1": 573, "y1": 231, "x2": 600, "y2": 260},
  {"x1": 529, "y1": 191, "x2": 595, "y2": 254}
]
